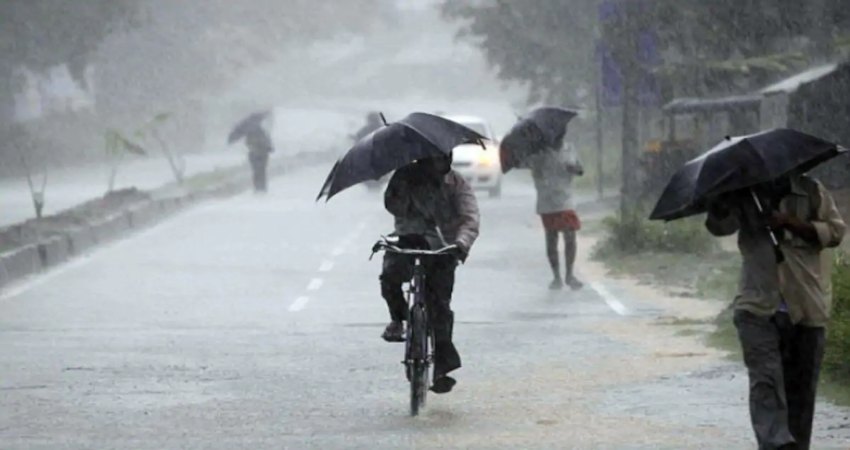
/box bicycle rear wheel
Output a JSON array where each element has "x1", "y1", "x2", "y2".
[{"x1": 407, "y1": 304, "x2": 429, "y2": 416}]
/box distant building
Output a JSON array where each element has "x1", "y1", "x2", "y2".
[{"x1": 759, "y1": 62, "x2": 850, "y2": 188}]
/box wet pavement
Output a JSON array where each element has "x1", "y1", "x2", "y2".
[{"x1": 1, "y1": 167, "x2": 849, "y2": 449}]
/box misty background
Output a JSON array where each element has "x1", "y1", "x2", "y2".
[
  {"x1": 3, "y1": 0, "x2": 850, "y2": 215},
  {"x1": 0, "y1": 0, "x2": 527, "y2": 181}
]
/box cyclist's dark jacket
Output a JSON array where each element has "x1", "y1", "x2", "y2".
[{"x1": 384, "y1": 165, "x2": 480, "y2": 255}]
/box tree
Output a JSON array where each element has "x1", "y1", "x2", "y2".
[
  {"x1": 104, "y1": 128, "x2": 147, "y2": 194},
  {"x1": 0, "y1": 1, "x2": 138, "y2": 83},
  {"x1": 92, "y1": 0, "x2": 396, "y2": 128},
  {"x1": 14, "y1": 129, "x2": 49, "y2": 219},
  {"x1": 442, "y1": 0, "x2": 850, "y2": 217},
  {"x1": 441, "y1": 0, "x2": 599, "y2": 106},
  {"x1": 0, "y1": 1, "x2": 140, "y2": 167},
  {"x1": 138, "y1": 113, "x2": 185, "y2": 185},
  {"x1": 444, "y1": 0, "x2": 850, "y2": 103}
]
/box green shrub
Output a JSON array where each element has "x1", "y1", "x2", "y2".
[
  {"x1": 825, "y1": 252, "x2": 850, "y2": 377},
  {"x1": 593, "y1": 210, "x2": 717, "y2": 258}
]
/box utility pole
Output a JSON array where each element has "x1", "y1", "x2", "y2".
[
  {"x1": 595, "y1": 63, "x2": 605, "y2": 200},
  {"x1": 603, "y1": 0, "x2": 642, "y2": 219}
]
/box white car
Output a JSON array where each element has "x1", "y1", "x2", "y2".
[{"x1": 443, "y1": 115, "x2": 502, "y2": 198}]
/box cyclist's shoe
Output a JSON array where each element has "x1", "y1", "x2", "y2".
[
  {"x1": 381, "y1": 321, "x2": 405, "y2": 342},
  {"x1": 566, "y1": 276, "x2": 584, "y2": 291},
  {"x1": 430, "y1": 375, "x2": 456, "y2": 394},
  {"x1": 549, "y1": 278, "x2": 564, "y2": 290}
]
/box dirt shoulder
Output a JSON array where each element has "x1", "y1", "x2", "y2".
[{"x1": 572, "y1": 233, "x2": 850, "y2": 447}]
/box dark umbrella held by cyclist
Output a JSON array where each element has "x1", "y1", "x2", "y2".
[{"x1": 318, "y1": 112, "x2": 487, "y2": 394}]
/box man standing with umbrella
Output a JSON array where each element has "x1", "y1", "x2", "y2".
[
  {"x1": 229, "y1": 111, "x2": 274, "y2": 193},
  {"x1": 650, "y1": 129, "x2": 846, "y2": 450},
  {"x1": 501, "y1": 107, "x2": 584, "y2": 290},
  {"x1": 529, "y1": 129, "x2": 585, "y2": 290}
]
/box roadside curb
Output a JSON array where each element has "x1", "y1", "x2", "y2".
[
  {"x1": 0, "y1": 245, "x2": 40, "y2": 286},
  {"x1": 0, "y1": 150, "x2": 335, "y2": 290}
]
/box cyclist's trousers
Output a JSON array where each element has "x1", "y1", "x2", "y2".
[{"x1": 380, "y1": 252, "x2": 461, "y2": 377}]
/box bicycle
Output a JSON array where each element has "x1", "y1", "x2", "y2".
[{"x1": 371, "y1": 236, "x2": 458, "y2": 416}]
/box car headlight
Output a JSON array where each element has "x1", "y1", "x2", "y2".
[{"x1": 478, "y1": 150, "x2": 498, "y2": 167}]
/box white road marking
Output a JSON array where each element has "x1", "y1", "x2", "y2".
[
  {"x1": 287, "y1": 219, "x2": 369, "y2": 312},
  {"x1": 590, "y1": 281, "x2": 629, "y2": 316},
  {"x1": 307, "y1": 278, "x2": 324, "y2": 291},
  {"x1": 289, "y1": 296, "x2": 310, "y2": 312}
]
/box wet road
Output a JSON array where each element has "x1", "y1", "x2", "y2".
[{"x1": 2, "y1": 167, "x2": 849, "y2": 449}]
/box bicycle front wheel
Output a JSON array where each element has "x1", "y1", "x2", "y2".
[{"x1": 408, "y1": 304, "x2": 430, "y2": 416}]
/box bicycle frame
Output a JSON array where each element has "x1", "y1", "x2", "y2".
[
  {"x1": 406, "y1": 255, "x2": 432, "y2": 362},
  {"x1": 372, "y1": 237, "x2": 456, "y2": 416}
]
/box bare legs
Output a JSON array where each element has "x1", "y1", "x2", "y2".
[{"x1": 545, "y1": 229, "x2": 583, "y2": 290}]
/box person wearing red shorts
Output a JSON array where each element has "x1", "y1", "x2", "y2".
[{"x1": 528, "y1": 132, "x2": 584, "y2": 290}]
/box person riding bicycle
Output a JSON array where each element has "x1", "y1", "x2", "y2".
[{"x1": 379, "y1": 152, "x2": 480, "y2": 394}]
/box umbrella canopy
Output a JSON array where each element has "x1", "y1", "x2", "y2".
[
  {"x1": 650, "y1": 128, "x2": 845, "y2": 221},
  {"x1": 317, "y1": 112, "x2": 486, "y2": 201},
  {"x1": 228, "y1": 111, "x2": 270, "y2": 144},
  {"x1": 527, "y1": 107, "x2": 579, "y2": 144},
  {"x1": 499, "y1": 106, "x2": 578, "y2": 173}
]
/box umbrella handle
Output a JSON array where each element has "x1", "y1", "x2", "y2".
[
  {"x1": 749, "y1": 189, "x2": 785, "y2": 264},
  {"x1": 379, "y1": 112, "x2": 388, "y2": 126}
]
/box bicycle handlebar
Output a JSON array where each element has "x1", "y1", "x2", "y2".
[{"x1": 369, "y1": 239, "x2": 458, "y2": 260}]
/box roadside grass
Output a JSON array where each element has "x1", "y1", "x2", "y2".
[{"x1": 593, "y1": 212, "x2": 850, "y2": 406}]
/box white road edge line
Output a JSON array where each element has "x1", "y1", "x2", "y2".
[
  {"x1": 289, "y1": 296, "x2": 310, "y2": 312},
  {"x1": 318, "y1": 260, "x2": 334, "y2": 272},
  {"x1": 306, "y1": 278, "x2": 324, "y2": 291},
  {"x1": 590, "y1": 281, "x2": 629, "y2": 316},
  {"x1": 0, "y1": 255, "x2": 92, "y2": 301}
]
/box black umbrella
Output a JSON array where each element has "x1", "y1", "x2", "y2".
[
  {"x1": 649, "y1": 128, "x2": 844, "y2": 221},
  {"x1": 317, "y1": 112, "x2": 486, "y2": 201},
  {"x1": 527, "y1": 107, "x2": 579, "y2": 144},
  {"x1": 650, "y1": 128, "x2": 844, "y2": 263},
  {"x1": 499, "y1": 106, "x2": 578, "y2": 173},
  {"x1": 228, "y1": 111, "x2": 269, "y2": 144}
]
